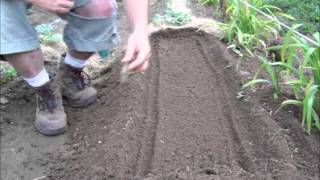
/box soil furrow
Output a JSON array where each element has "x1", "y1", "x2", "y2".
[
  {"x1": 196, "y1": 38, "x2": 254, "y2": 172},
  {"x1": 133, "y1": 38, "x2": 162, "y2": 177}
]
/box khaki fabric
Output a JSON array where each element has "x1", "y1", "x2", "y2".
[{"x1": 0, "y1": 0, "x2": 119, "y2": 55}]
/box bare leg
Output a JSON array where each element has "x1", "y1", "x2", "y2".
[{"x1": 4, "y1": 49, "x2": 45, "y2": 78}]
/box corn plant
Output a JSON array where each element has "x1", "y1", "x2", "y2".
[
  {"x1": 218, "y1": 0, "x2": 294, "y2": 56},
  {"x1": 243, "y1": 25, "x2": 320, "y2": 133}
]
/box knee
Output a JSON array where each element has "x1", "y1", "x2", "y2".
[
  {"x1": 74, "y1": 0, "x2": 115, "y2": 18},
  {"x1": 94, "y1": 3, "x2": 114, "y2": 17}
]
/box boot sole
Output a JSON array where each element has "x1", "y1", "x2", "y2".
[
  {"x1": 63, "y1": 95, "x2": 97, "y2": 108},
  {"x1": 36, "y1": 126, "x2": 66, "y2": 136}
]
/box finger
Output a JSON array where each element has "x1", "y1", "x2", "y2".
[
  {"x1": 55, "y1": 7, "x2": 71, "y2": 14},
  {"x1": 121, "y1": 45, "x2": 136, "y2": 63},
  {"x1": 137, "y1": 53, "x2": 151, "y2": 71},
  {"x1": 62, "y1": 0, "x2": 75, "y2": 3},
  {"x1": 129, "y1": 54, "x2": 146, "y2": 71},
  {"x1": 59, "y1": 1, "x2": 74, "y2": 9},
  {"x1": 129, "y1": 48, "x2": 151, "y2": 71}
]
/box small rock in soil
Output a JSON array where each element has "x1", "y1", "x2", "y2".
[{"x1": 0, "y1": 97, "x2": 9, "y2": 104}]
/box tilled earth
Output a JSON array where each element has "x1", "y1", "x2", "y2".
[
  {"x1": 36, "y1": 29, "x2": 318, "y2": 179},
  {"x1": 1, "y1": 3, "x2": 319, "y2": 180}
]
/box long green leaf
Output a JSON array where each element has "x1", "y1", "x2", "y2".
[
  {"x1": 242, "y1": 79, "x2": 271, "y2": 89},
  {"x1": 275, "y1": 99, "x2": 302, "y2": 114},
  {"x1": 303, "y1": 85, "x2": 319, "y2": 133}
]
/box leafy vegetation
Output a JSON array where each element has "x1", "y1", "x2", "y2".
[
  {"x1": 243, "y1": 28, "x2": 320, "y2": 133},
  {"x1": 35, "y1": 24, "x2": 62, "y2": 44},
  {"x1": 153, "y1": 1, "x2": 191, "y2": 26},
  {"x1": 0, "y1": 67, "x2": 17, "y2": 84},
  {"x1": 219, "y1": 0, "x2": 294, "y2": 56},
  {"x1": 266, "y1": 0, "x2": 320, "y2": 33},
  {"x1": 153, "y1": 9, "x2": 192, "y2": 26},
  {"x1": 201, "y1": 0, "x2": 320, "y2": 133}
]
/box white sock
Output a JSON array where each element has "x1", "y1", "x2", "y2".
[
  {"x1": 64, "y1": 53, "x2": 88, "y2": 69},
  {"x1": 24, "y1": 68, "x2": 50, "y2": 88}
]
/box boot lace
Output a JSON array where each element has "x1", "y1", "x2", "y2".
[
  {"x1": 71, "y1": 69, "x2": 91, "y2": 90},
  {"x1": 38, "y1": 86, "x2": 59, "y2": 113}
]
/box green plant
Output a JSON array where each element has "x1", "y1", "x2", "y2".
[
  {"x1": 243, "y1": 26, "x2": 320, "y2": 133},
  {"x1": 153, "y1": 0, "x2": 191, "y2": 26},
  {"x1": 0, "y1": 67, "x2": 17, "y2": 84},
  {"x1": 222, "y1": 0, "x2": 295, "y2": 56},
  {"x1": 153, "y1": 9, "x2": 192, "y2": 26},
  {"x1": 200, "y1": 0, "x2": 319, "y2": 133},
  {"x1": 4, "y1": 68, "x2": 17, "y2": 79},
  {"x1": 35, "y1": 24, "x2": 62, "y2": 44},
  {"x1": 266, "y1": 0, "x2": 320, "y2": 33}
]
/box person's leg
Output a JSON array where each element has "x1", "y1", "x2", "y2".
[
  {"x1": 1, "y1": 0, "x2": 45, "y2": 82},
  {"x1": 65, "y1": 0, "x2": 118, "y2": 62},
  {"x1": 3, "y1": 51, "x2": 66, "y2": 136},
  {"x1": 1, "y1": 0, "x2": 66, "y2": 135},
  {"x1": 68, "y1": 0, "x2": 115, "y2": 59},
  {"x1": 4, "y1": 50, "x2": 51, "y2": 88},
  {"x1": 5, "y1": 50, "x2": 45, "y2": 78},
  {"x1": 58, "y1": 0, "x2": 120, "y2": 107}
]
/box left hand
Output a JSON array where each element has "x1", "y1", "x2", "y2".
[{"x1": 121, "y1": 31, "x2": 151, "y2": 72}]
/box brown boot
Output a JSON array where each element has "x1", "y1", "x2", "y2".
[
  {"x1": 58, "y1": 62, "x2": 97, "y2": 108},
  {"x1": 35, "y1": 80, "x2": 67, "y2": 136}
]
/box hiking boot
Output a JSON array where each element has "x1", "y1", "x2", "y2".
[
  {"x1": 58, "y1": 61, "x2": 97, "y2": 108},
  {"x1": 35, "y1": 80, "x2": 67, "y2": 136}
]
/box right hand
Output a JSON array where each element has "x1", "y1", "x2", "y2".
[{"x1": 26, "y1": 0, "x2": 74, "y2": 14}]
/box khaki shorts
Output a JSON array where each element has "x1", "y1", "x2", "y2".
[{"x1": 0, "y1": 0, "x2": 120, "y2": 55}]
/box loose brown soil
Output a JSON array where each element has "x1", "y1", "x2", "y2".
[
  {"x1": 1, "y1": 2, "x2": 319, "y2": 180},
  {"x1": 47, "y1": 29, "x2": 318, "y2": 179}
]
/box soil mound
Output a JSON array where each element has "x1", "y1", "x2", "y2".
[{"x1": 48, "y1": 29, "x2": 320, "y2": 180}]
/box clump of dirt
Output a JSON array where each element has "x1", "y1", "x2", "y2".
[{"x1": 47, "y1": 29, "x2": 319, "y2": 180}]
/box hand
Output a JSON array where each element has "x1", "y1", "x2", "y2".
[
  {"x1": 122, "y1": 31, "x2": 151, "y2": 72},
  {"x1": 26, "y1": 0, "x2": 74, "y2": 14}
]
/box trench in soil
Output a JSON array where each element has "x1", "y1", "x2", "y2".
[{"x1": 47, "y1": 29, "x2": 320, "y2": 180}]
